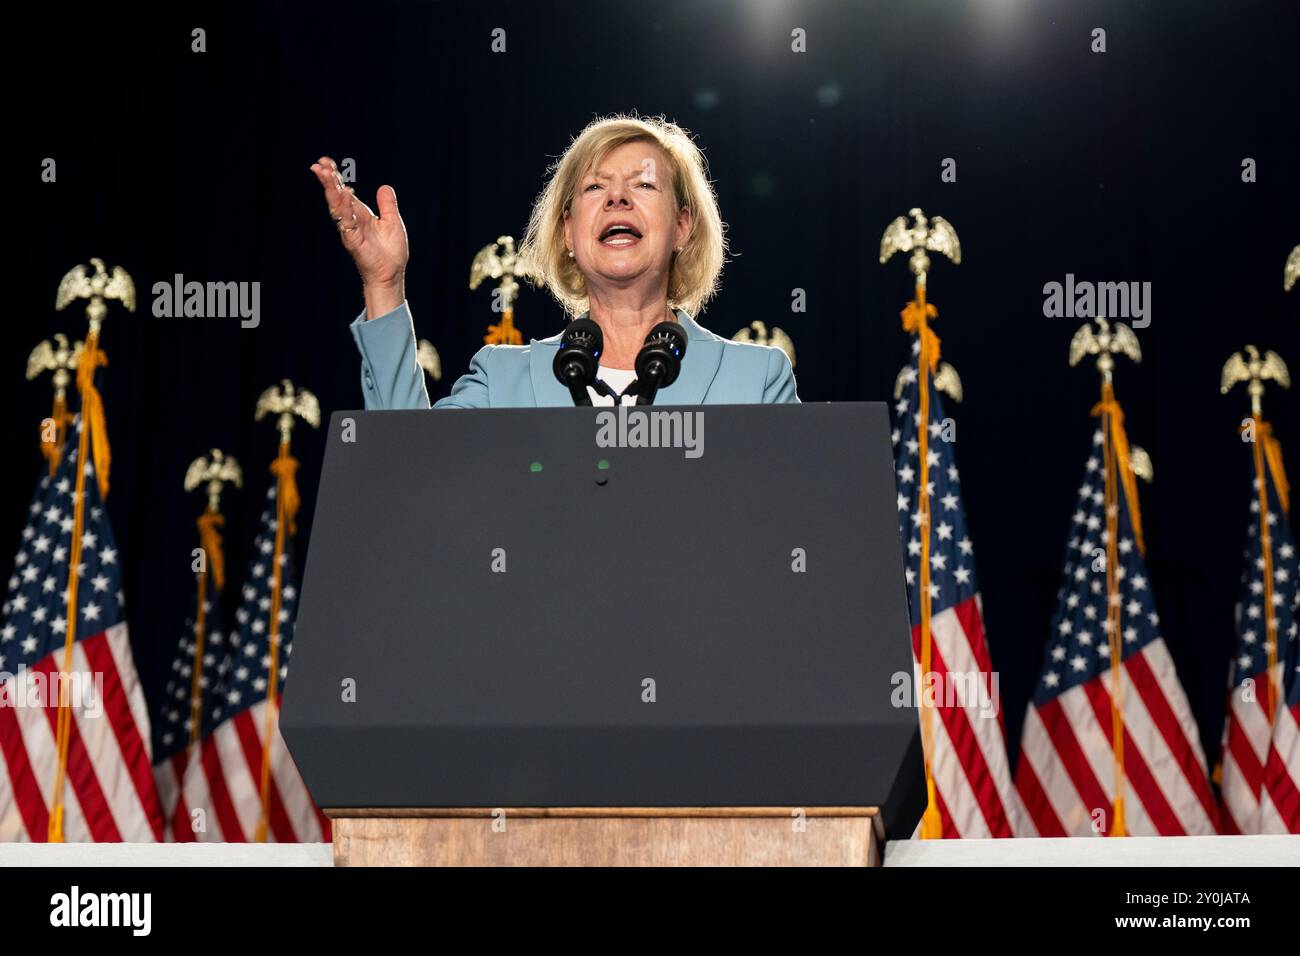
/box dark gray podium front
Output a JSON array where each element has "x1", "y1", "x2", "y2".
[{"x1": 281, "y1": 402, "x2": 923, "y2": 865}]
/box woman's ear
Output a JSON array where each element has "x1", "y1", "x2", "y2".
[
  {"x1": 562, "y1": 209, "x2": 572, "y2": 255},
  {"x1": 675, "y1": 206, "x2": 694, "y2": 250}
]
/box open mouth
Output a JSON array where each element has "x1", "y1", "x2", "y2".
[{"x1": 599, "y1": 222, "x2": 643, "y2": 247}]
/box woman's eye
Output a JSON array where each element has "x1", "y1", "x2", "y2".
[
  {"x1": 584, "y1": 183, "x2": 601, "y2": 191},
  {"x1": 637, "y1": 181, "x2": 657, "y2": 189}
]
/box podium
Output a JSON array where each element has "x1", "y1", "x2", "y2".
[
  {"x1": 284, "y1": 403, "x2": 924, "y2": 866},
  {"x1": 329, "y1": 807, "x2": 886, "y2": 866}
]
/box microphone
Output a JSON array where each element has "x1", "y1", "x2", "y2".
[
  {"x1": 632, "y1": 321, "x2": 688, "y2": 405},
  {"x1": 553, "y1": 318, "x2": 605, "y2": 406}
]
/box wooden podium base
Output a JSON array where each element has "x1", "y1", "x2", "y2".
[{"x1": 329, "y1": 807, "x2": 883, "y2": 866}]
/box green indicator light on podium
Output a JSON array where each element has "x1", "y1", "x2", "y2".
[
  {"x1": 529, "y1": 462, "x2": 543, "y2": 473},
  {"x1": 597, "y1": 459, "x2": 610, "y2": 470}
]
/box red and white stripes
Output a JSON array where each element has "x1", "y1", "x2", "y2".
[
  {"x1": 1017, "y1": 640, "x2": 1217, "y2": 837},
  {"x1": 169, "y1": 696, "x2": 329, "y2": 843},
  {"x1": 0, "y1": 623, "x2": 164, "y2": 842},
  {"x1": 912, "y1": 594, "x2": 1028, "y2": 838}
]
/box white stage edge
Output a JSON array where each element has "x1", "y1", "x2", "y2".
[
  {"x1": 1, "y1": 835, "x2": 1295, "y2": 866},
  {"x1": 0, "y1": 843, "x2": 334, "y2": 867},
  {"x1": 883, "y1": 834, "x2": 1300, "y2": 866}
]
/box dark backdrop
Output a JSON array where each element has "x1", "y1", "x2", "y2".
[{"x1": 13, "y1": 0, "x2": 1299, "y2": 766}]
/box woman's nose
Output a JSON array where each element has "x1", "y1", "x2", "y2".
[{"x1": 604, "y1": 186, "x2": 631, "y2": 207}]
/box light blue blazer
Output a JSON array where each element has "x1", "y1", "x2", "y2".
[{"x1": 349, "y1": 302, "x2": 800, "y2": 409}]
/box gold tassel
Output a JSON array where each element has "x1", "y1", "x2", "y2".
[
  {"x1": 196, "y1": 508, "x2": 227, "y2": 592},
  {"x1": 269, "y1": 442, "x2": 301, "y2": 534},
  {"x1": 41, "y1": 396, "x2": 72, "y2": 476},
  {"x1": 74, "y1": 336, "x2": 111, "y2": 500}
]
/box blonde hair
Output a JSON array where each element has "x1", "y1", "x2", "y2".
[{"x1": 520, "y1": 114, "x2": 727, "y2": 318}]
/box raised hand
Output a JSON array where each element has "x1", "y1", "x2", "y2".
[{"x1": 310, "y1": 156, "x2": 409, "y2": 319}]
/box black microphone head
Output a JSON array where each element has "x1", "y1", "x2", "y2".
[
  {"x1": 645, "y1": 320, "x2": 688, "y2": 356},
  {"x1": 561, "y1": 318, "x2": 603, "y2": 354},
  {"x1": 553, "y1": 318, "x2": 603, "y2": 387},
  {"x1": 635, "y1": 320, "x2": 688, "y2": 388}
]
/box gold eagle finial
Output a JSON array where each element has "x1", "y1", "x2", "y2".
[
  {"x1": 1071, "y1": 317, "x2": 1150, "y2": 481},
  {"x1": 1068, "y1": 316, "x2": 1141, "y2": 383},
  {"x1": 1284, "y1": 245, "x2": 1299, "y2": 292},
  {"x1": 55, "y1": 257, "x2": 137, "y2": 332},
  {"x1": 26, "y1": 333, "x2": 84, "y2": 402},
  {"x1": 470, "y1": 235, "x2": 539, "y2": 310},
  {"x1": 879, "y1": 208, "x2": 961, "y2": 289},
  {"x1": 255, "y1": 379, "x2": 321, "y2": 443},
  {"x1": 184, "y1": 448, "x2": 244, "y2": 512},
  {"x1": 732, "y1": 320, "x2": 796, "y2": 368},
  {"x1": 1221, "y1": 344, "x2": 1290, "y2": 417},
  {"x1": 470, "y1": 236, "x2": 540, "y2": 345}
]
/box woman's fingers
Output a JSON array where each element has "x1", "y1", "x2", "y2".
[
  {"x1": 374, "y1": 184, "x2": 399, "y2": 222},
  {"x1": 308, "y1": 161, "x2": 397, "y2": 245},
  {"x1": 310, "y1": 157, "x2": 344, "y2": 198},
  {"x1": 310, "y1": 157, "x2": 355, "y2": 226},
  {"x1": 310, "y1": 157, "x2": 407, "y2": 286},
  {"x1": 342, "y1": 186, "x2": 379, "y2": 239}
]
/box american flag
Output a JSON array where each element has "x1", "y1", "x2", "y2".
[
  {"x1": 1260, "y1": 588, "x2": 1300, "y2": 832},
  {"x1": 892, "y1": 339, "x2": 1026, "y2": 838},
  {"x1": 1217, "y1": 428, "x2": 1299, "y2": 833},
  {"x1": 176, "y1": 480, "x2": 330, "y2": 842},
  {"x1": 151, "y1": 554, "x2": 232, "y2": 841},
  {"x1": 0, "y1": 422, "x2": 164, "y2": 841},
  {"x1": 1016, "y1": 426, "x2": 1218, "y2": 836}
]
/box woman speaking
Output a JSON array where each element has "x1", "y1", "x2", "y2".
[{"x1": 311, "y1": 114, "x2": 799, "y2": 408}]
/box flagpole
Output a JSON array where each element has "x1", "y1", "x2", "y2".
[
  {"x1": 184, "y1": 451, "x2": 242, "y2": 752},
  {"x1": 46, "y1": 259, "x2": 135, "y2": 842},
  {"x1": 1070, "y1": 317, "x2": 1148, "y2": 837},
  {"x1": 1251, "y1": 419, "x2": 1280, "y2": 723},
  {"x1": 1221, "y1": 345, "x2": 1292, "y2": 727},
  {"x1": 880, "y1": 208, "x2": 962, "y2": 839},
  {"x1": 908, "y1": 284, "x2": 942, "y2": 839},
  {"x1": 48, "y1": 331, "x2": 96, "y2": 842},
  {"x1": 251, "y1": 381, "x2": 317, "y2": 842},
  {"x1": 1097, "y1": 376, "x2": 1128, "y2": 837},
  {"x1": 23, "y1": 330, "x2": 83, "y2": 840}
]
